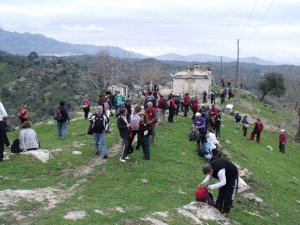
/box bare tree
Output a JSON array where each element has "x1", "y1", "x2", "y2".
[
  {"x1": 79, "y1": 50, "x2": 129, "y2": 92},
  {"x1": 138, "y1": 61, "x2": 163, "y2": 91}
]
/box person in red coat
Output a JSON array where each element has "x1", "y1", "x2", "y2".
[
  {"x1": 168, "y1": 94, "x2": 176, "y2": 123},
  {"x1": 183, "y1": 93, "x2": 190, "y2": 117},
  {"x1": 279, "y1": 130, "x2": 287, "y2": 153}
]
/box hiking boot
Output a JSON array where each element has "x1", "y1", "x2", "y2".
[
  {"x1": 95, "y1": 151, "x2": 100, "y2": 155},
  {"x1": 119, "y1": 158, "x2": 126, "y2": 162},
  {"x1": 103, "y1": 155, "x2": 108, "y2": 159}
]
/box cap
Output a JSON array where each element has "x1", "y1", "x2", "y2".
[
  {"x1": 195, "y1": 112, "x2": 201, "y2": 117},
  {"x1": 280, "y1": 129, "x2": 285, "y2": 132}
]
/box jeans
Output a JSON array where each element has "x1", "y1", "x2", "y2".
[
  {"x1": 279, "y1": 143, "x2": 285, "y2": 153},
  {"x1": 93, "y1": 132, "x2": 107, "y2": 155},
  {"x1": 141, "y1": 136, "x2": 151, "y2": 159},
  {"x1": 57, "y1": 122, "x2": 67, "y2": 139}
]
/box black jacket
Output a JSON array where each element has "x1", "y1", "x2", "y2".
[{"x1": 117, "y1": 116, "x2": 129, "y2": 138}]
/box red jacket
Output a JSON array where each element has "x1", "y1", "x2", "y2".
[
  {"x1": 279, "y1": 133, "x2": 287, "y2": 144},
  {"x1": 83, "y1": 98, "x2": 91, "y2": 107},
  {"x1": 170, "y1": 98, "x2": 176, "y2": 109},
  {"x1": 183, "y1": 96, "x2": 190, "y2": 106},
  {"x1": 192, "y1": 100, "x2": 198, "y2": 111},
  {"x1": 145, "y1": 107, "x2": 157, "y2": 124}
]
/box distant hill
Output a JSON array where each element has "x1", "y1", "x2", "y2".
[
  {"x1": 155, "y1": 53, "x2": 277, "y2": 65},
  {"x1": 0, "y1": 29, "x2": 279, "y2": 65},
  {"x1": 0, "y1": 28, "x2": 146, "y2": 58}
]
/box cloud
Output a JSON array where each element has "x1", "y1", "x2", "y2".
[{"x1": 60, "y1": 25, "x2": 105, "y2": 32}]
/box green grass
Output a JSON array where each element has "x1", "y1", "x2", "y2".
[{"x1": 1, "y1": 98, "x2": 300, "y2": 224}]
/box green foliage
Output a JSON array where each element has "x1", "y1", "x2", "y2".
[{"x1": 258, "y1": 72, "x2": 286, "y2": 101}]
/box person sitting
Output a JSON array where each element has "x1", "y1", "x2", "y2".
[{"x1": 11, "y1": 121, "x2": 39, "y2": 153}]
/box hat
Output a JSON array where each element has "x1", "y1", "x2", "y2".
[
  {"x1": 236, "y1": 111, "x2": 239, "y2": 114},
  {"x1": 195, "y1": 112, "x2": 201, "y2": 117},
  {"x1": 280, "y1": 129, "x2": 285, "y2": 132}
]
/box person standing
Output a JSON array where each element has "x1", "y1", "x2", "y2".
[
  {"x1": 202, "y1": 91, "x2": 208, "y2": 104},
  {"x1": 130, "y1": 105, "x2": 142, "y2": 150},
  {"x1": 199, "y1": 158, "x2": 239, "y2": 217},
  {"x1": 249, "y1": 119, "x2": 264, "y2": 143},
  {"x1": 139, "y1": 113, "x2": 152, "y2": 160},
  {"x1": 210, "y1": 90, "x2": 216, "y2": 104},
  {"x1": 193, "y1": 112, "x2": 207, "y2": 152},
  {"x1": 168, "y1": 94, "x2": 176, "y2": 123},
  {"x1": 18, "y1": 105, "x2": 29, "y2": 124},
  {"x1": 214, "y1": 112, "x2": 222, "y2": 140},
  {"x1": 117, "y1": 108, "x2": 131, "y2": 162},
  {"x1": 235, "y1": 112, "x2": 242, "y2": 129},
  {"x1": 82, "y1": 95, "x2": 91, "y2": 119},
  {"x1": 157, "y1": 95, "x2": 167, "y2": 123},
  {"x1": 0, "y1": 99, "x2": 8, "y2": 162},
  {"x1": 145, "y1": 101, "x2": 157, "y2": 144},
  {"x1": 55, "y1": 101, "x2": 70, "y2": 140},
  {"x1": 183, "y1": 93, "x2": 190, "y2": 117},
  {"x1": 89, "y1": 106, "x2": 108, "y2": 158},
  {"x1": 242, "y1": 115, "x2": 249, "y2": 138},
  {"x1": 279, "y1": 129, "x2": 287, "y2": 153}
]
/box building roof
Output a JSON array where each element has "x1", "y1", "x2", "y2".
[{"x1": 173, "y1": 64, "x2": 211, "y2": 79}]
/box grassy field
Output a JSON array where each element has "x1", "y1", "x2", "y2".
[{"x1": 1, "y1": 96, "x2": 300, "y2": 225}]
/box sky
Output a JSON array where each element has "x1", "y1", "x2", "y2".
[{"x1": 0, "y1": 0, "x2": 300, "y2": 64}]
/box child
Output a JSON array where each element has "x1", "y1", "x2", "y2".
[{"x1": 279, "y1": 130, "x2": 287, "y2": 153}]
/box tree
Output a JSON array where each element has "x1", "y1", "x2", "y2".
[
  {"x1": 27, "y1": 52, "x2": 39, "y2": 62},
  {"x1": 80, "y1": 50, "x2": 129, "y2": 92},
  {"x1": 258, "y1": 72, "x2": 285, "y2": 101}
]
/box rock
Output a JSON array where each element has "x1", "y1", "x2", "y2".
[
  {"x1": 152, "y1": 212, "x2": 169, "y2": 219},
  {"x1": 266, "y1": 145, "x2": 274, "y2": 151},
  {"x1": 254, "y1": 197, "x2": 263, "y2": 204},
  {"x1": 72, "y1": 151, "x2": 82, "y2": 155},
  {"x1": 222, "y1": 149, "x2": 232, "y2": 159},
  {"x1": 94, "y1": 209, "x2": 107, "y2": 215},
  {"x1": 238, "y1": 177, "x2": 250, "y2": 193},
  {"x1": 242, "y1": 192, "x2": 256, "y2": 201},
  {"x1": 224, "y1": 139, "x2": 231, "y2": 144},
  {"x1": 271, "y1": 212, "x2": 279, "y2": 218},
  {"x1": 178, "y1": 190, "x2": 187, "y2": 195},
  {"x1": 141, "y1": 179, "x2": 149, "y2": 184},
  {"x1": 20, "y1": 149, "x2": 53, "y2": 163},
  {"x1": 296, "y1": 200, "x2": 300, "y2": 205},
  {"x1": 114, "y1": 206, "x2": 125, "y2": 213},
  {"x1": 244, "y1": 210, "x2": 264, "y2": 219},
  {"x1": 63, "y1": 211, "x2": 86, "y2": 220},
  {"x1": 143, "y1": 217, "x2": 168, "y2": 225}
]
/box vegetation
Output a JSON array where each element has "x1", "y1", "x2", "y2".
[
  {"x1": 0, "y1": 94, "x2": 299, "y2": 224},
  {"x1": 258, "y1": 72, "x2": 286, "y2": 101}
]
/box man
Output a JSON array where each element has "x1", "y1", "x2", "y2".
[
  {"x1": 117, "y1": 108, "x2": 131, "y2": 162},
  {"x1": 55, "y1": 101, "x2": 70, "y2": 140},
  {"x1": 235, "y1": 112, "x2": 242, "y2": 129},
  {"x1": 0, "y1": 99, "x2": 8, "y2": 162},
  {"x1": 82, "y1": 95, "x2": 91, "y2": 119},
  {"x1": 193, "y1": 112, "x2": 206, "y2": 153},
  {"x1": 199, "y1": 158, "x2": 239, "y2": 217},
  {"x1": 249, "y1": 119, "x2": 264, "y2": 143},
  {"x1": 168, "y1": 94, "x2": 176, "y2": 123},
  {"x1": 89, "y1": 105, "x2": 109, "y2": 158}
]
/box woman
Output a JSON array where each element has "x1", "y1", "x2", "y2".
[
  {"x1": 117, "y1": 108, "x2": 131, "y2": 162},
  {"x1": 138, "y1": 113, "x2": 152, "y2": 160},
  {"x1": 242, "y1": 115, "x2": 249, "y2": 138},
  {"x1": 130, "y1": 105, "x2": 142, "y2": 149},
  {"x1": 11, "y1": 121, "x2": 39, "y2": 153}
]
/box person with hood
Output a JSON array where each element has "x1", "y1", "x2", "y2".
[
  {"x1": 279, "y1": 129, "x2": 287, "y2": 153},
  {"x1": 199, "y1": 158, "x2": 239, "y2": 217}
]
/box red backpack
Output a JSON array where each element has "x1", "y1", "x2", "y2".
[{"x1": 257, "y1": 122, "x2": 264, "y2": 131}]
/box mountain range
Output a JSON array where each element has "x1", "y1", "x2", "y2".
[{"x1": 0, "y1": 28, "x2": 276, "y2": 65}]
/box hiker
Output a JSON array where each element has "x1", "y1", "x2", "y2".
[
  {"x1": 11, "y1": 121, "x2": 40, "y2": 153},
  {"x1": 206, "y1": 128, "x2": 220, "y2": 147},
  {"x1": 199, "y1": 158, "x2": 239, "y2": 217},
  {"x1": 139, "y1": 113, "x2": 152, "y2": 160},
  {"x1": 203, "y1": 139, "x2": 218, "y2": 161},
  {"x1": 103, "y1": 96, "x2": 111, "y2": 132},
  {"x1": 97, "y1": 95, "x2": 103, "y2": 106},
  {"x1": 145, "y1": 101, "x2": 158, "y2": 144},
  {"x1": 168, "y1": 94, "x2": 176, "y2": 123},
  {"x1": 193, "y1": 112, "x2": 207, "y2": 152},
  {"x1": 228, "y1": 88, "x2": 234, "y2": 99},
  {"x1": 0, "y1": 99, "x2": 8, "y2": 162},
  {"x1": 235, "y1": 112, "x2": 242, "y2": 129},
  {"x1": 249, "y1": 119, "x2": 264, "y2": 143},
  {"x1": 183, "y1": 93, "x2": 190, "y2": 117},
  {"x1": 242, "y1": 115, "x2": 249, "y2": 138},
  {"x1": 117, "y1": 108, "x2": 131, "y2": 162},
  {"x1": 157, "y1": 95, "x2": 167, "y2": 123},
  {"x1": 81, "y1": 95, "x2": 91, "y2": 119},
  {"x1": 55, "y1": 101, "x2": 70, "y2": 140},
  {"x1": 220, "y1": 78, "x2": 225, "y2": 88},
  {"x1": 210, "y1": 90, "x2": 216, "y2": 104},
  {"x1": 114, "y1": 93, "x2": 125, "y2": 117},
  {"x1": 202, "y1": 91, "x2": 208, "y2": 104},
  {"x1": 125, "y1": 99, "x2": 132, "y2": 123},
  {"x1": 191, "y1": 97, "x2": 199, "y2": 120},
  {"x1": 214, "y1": 112, "x2": 222, "y2": 140},
  {"x1": 89, "y1": 105, "x2": 109, "y2": 158},
  {"x1": 279, "y1": 129, "x2": 287, "y2": 153},
  {"x1": 174, "y1": 94, "x2": 181, "y2": 117},
  {"x1": 130, "y1": 105, "x2": 142, "y2": 150},
  {"x1": 18, "y1": 105, "x2": 29, "y2": 123}
]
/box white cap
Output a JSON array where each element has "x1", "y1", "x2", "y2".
[
  {"x1": 280, "y1": 129, "x2": 285, "y2": 132},
  {"x1": 195, "y1": 112, "x2": 201, "y2": 117}
]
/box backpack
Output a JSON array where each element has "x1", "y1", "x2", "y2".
[
  {"x1": 130, "y1": 114, "x2": 140, "y2": 130},
  {"x1": 258, "y1": 122, "x2": 264, "y2": 131},
  {"x1": 54, "y1": 107, "x2": 62, "y2": 121},
  {"x1": 195, "y1": 188, "x2": 214, "y2": 206},
  {"x1": 189, "y1": 129, "x2": 199, "y2": 141},
  {"x1": 203, "y1": 142, "x2": 212, "y2": 155}
]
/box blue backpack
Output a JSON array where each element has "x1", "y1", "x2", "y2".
[{"x1": 203, "y1": 142, "x2": 212, "y2": 155}]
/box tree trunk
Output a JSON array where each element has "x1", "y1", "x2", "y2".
[{"x1": 259, "y1": 93, "x2": 267, "y2": 101}]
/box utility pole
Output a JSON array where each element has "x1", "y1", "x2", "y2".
[{"x1": 233, "y1": 39, "x2": 240, "y2": 112}]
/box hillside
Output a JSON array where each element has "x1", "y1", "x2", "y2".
[{"x1": 0, "y1": 93, "x2": 299, "y2": 224}]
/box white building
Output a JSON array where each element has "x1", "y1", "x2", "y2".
[{"x1": 172, "y1": 64, "x2": 212, "y2": 96}]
